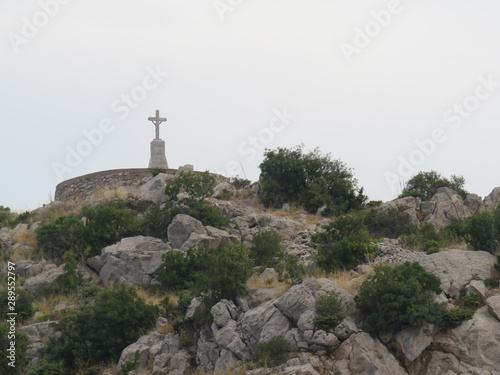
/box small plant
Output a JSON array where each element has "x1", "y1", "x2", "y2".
[
  {"x1": 276, "y1": 253, "x2": 307, "y2": 286},
  {"x1": 253, "y1": 337, "x2": 293, "y2": 367},
  {"x1": 424, "y1": 240, "x2": 440, "y2": 254},
  {"x1": 215, "y1": 190, "x2": 234, "y2": 200},
  {"x1": 118, "y1": 351, "x2": 140, "y2": 375},
  {"x1": 313, "y1": 290, "x2": 344, "y2": 332},
  {"x1": 484, "y1": 278, "x2": 500, "y2": 289},
  {"x1": 177, "y1": 290, "x2": 194, "y2": 315},
  {"x1": 0, "y1": 288, "x2": 34, "y2": 322},
  {"x1": 27, "y1": 358, "x2": 64, "y2": 375},
  {"x1": 438, "y1": 308, "x2": 473, "y2": 328},
  {"x1": 230, "y1": 177, "x2": 251, "y2": 189},
  {"x1": 151, "y1": 168, "x2": 167, "y2": 177},
  {"x1": 461, "y1": 294, "x2": 481, "y2": 309}
]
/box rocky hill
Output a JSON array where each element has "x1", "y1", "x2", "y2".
[{"x1": 1, "y1": 175, "x2": 500, "y2": 375}]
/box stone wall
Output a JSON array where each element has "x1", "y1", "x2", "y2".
[{"x1": 54, "y1": 168, "x2": 176, "y2": 204}]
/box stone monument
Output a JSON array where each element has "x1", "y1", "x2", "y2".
[{"x1": 147, "y1": 109, "x2": 169, "y2": 169}]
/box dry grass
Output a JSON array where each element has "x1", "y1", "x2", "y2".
[
  {"x1": 11, "y1": 229, "x2": 37, "y2": 246},
  {"x1": 33, "y1": 202, "x2": 83, "y2": 223},
  {"x1": 89, "y1": 185, "x2": 130, "y2": 202},
  {"x1": 313, "y1": 266, "x2": 375, "y2": 295},
  {"x1": 4, "y1": 246, "x2": 40, "y2": 262},
  {"x1": 135, "y1": 287, "x2": 177, "y2": 307},
  {"x1": 191, "y1": 363, "x2": 251, "y2": 375},
  {"x1": 26, "y1": 293, "x2": 79, "y2": 325},
  {"x1": 246, "y1": 274, "x2": 291, "y2": 301}
]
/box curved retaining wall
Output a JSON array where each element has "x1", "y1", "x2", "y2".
[{"x1": 54, "y1": 168, "x2": 177, "y2": 203}]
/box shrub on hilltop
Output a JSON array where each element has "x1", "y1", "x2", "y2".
[
  {"x1": 258, "y1": 146, "x2": 367, "y2": 215},
  {"x1": 398, "y1": 170, "x2": 468, "y2": 200}
]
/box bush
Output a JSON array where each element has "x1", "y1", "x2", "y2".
[
  {"x1": 313, "y1": 290, "x2": 344, "y2": 332},
  {"x1": 82, "y1": 201, "x2": 142, "y2": 256},
  {"x1": 461, "y1": 294, "x2": 481, "y2": 309},
  {"x1": 165, "y1": 171, "x2": 216, "y2": 205},
  {"x1": 0, "y1": 288, "x2": 34, "y2": 322},
  {"x1": 276, "y1": 253, "x2": 307, "y2": 286},
  {"x1": 196, "y1": 243, "x2": 253, "y2": 307},
  {"x1": 36, "y1": 215, "x2": 86, "y2": 259},
  {"x1": 485, "y1": 278, "x2": 500, "y2": 288},
  {"x1": 177, "y1": 290, "x2": 195, "y2": 315},
  {"x1": 314, "y1": 214, "x2": 378, "y2": 272},
  {"x1": 465, "y1": 211, "x2": 499, "y2": 252},
  {"x1": 0, "y1": 322, "x2": 28, "y2": 374},
  {"x1": 364, "y1": 207, "x2": 417, "y2": 238},
  {"x1": 61, "y1": 251, "x2": 83, "y2": 294},
  {"x1": 185, "y1": 201, "x2": 229, "y2": 228},
  {"x1": 253, "y1": 337, "x2": 293, "y2": 367},
  {"x1": 355, "y1": 262, "x2": 443, "y2": 335},
  {"x1": 27, "y1": 358, "x2": 64, "y2": 375},
  {"x1": 438, "y1": 308, "x2": 473, "y2": 328},
  {"x1": 258, "y1": 146, "x2": 366, "y2": 215},
  {"x1": 156, "y1": 248, "x2": 209, "y2": 291},
  {"x1": 398, "y1": 171, "x2": 468, "y2": 200},
  {"x1": 45, "y1": 285, "x2": 159, "y2": 370},
  {"x1": 250, "y1": 230, "x2": 283, "y2": 268},
  {"x1": 230, "y1": 177, "x2": 251, "y2": 189}
]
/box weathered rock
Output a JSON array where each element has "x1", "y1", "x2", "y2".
[
  {"x1": 423, "y1": 187, "x2": 472, "y2": 230},
  {"x1": 119, "y1": 331, "x2": 165, "y2": 369},
  {"x1": 333, "y1": 332, "x2": 409, "y2": 375},
  {"x1": 333, "y1": 317, "x2": 359, "y2": 341},
  {"x1": 19, "y1": 321, "x2": 57, "y2": 370},
  {"x1": 274, "y1": 278, "x2": 355, "y2": 326},
  {"x1": 180, "y1": 232, "x2": 220, "y2": 251},
  {"x1": 411, "y1": 350, "x2": 462, "y2": 375},
  {"x1": 392, "y1": 325, "x2": 433, "y2": 362},
  {"x1": 0, "y1": 228, "x2": 12, "y2": 249},
  {"x1": 87, "y1": 236, "x2": 170, "y2": 287},
  {"x1": 464, "y1": 193, "x2": 483, "y2": 216},
  {"x1": 176, "y1": 164, "x2": 194, "y2": 175},
  {"x1": 483, "y1": 186, "x2": 500, "y2": 212},
  {"x1": 282, "y1": 364, "x2": 320, "y2": 375},
  {"x1": 139, "y1": 173, "x2": 174, "y2": 203},
  {"x1": 214, "y1": 348, "x2": 241, "y2": 374},
  {"x1": 167, "y1": 214, "x2": 207, "y2": 249},
  {"x1": 465, "y1": 280, "x2": 488, "y2": 302},
  {"x1": 205, "y1": 226, "x2": 240, "y2": 244},
  {"x1": 309, "y1": 330, "x2": 340, "y2": 351},
  {"x1": 431, "y1": 306, "x2": 500, "y2": 373},
  {"x1": 213, "y1": 182, "x2": 237, "y2": 197},
  {"x1": 197, "y1": 328, "x2": 220, "y2": 373},
  {"x1": 168, "y1": 349, "x2": 192, "y2": 375},
  {"x1": 486, "y1": 295, "x2": 500, "y2": 322},
  {"x1": 185, "y1": 298, "x2": 202, "y2": 320},
  {"x1": 14, "y1": 260, "x2": 47, "y2": 278},
  {"x1": 214, "y1": 320, "x2": 248, "y2": 361},
  {"x1": 23, "y1": 264, "x2": 65, "y2": 296},
  {"x1": 416, "y1": 249, "x2": 496, "y2": 299},
  {"x1": 211, "y1": 299, "x2": 240, "y2": 328},
  {"x1": 380, "y1": 196, "x2": 421, "y2": 226},
  {"x1": 12, "y1": 223, "x2": 29, "y2": 237}
]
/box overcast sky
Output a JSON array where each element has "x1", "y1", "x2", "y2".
[{"x1": 1, "y1": 0, "x2": 499, "y2": 211}]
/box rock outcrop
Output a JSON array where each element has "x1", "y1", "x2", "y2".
[
  {"x1": 23, "y1": 264, "x2": 66, "y2": 296},
  {"x1": 87, "y1": 236, "x2": 171, "y2": 287}
]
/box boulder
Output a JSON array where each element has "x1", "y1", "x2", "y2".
[
  {"x1": 333, "y1": 317, "x2": 359, "y2": 341},
  {"x1": 379, "y1": 196, "x2": 421, "y2": 226},
  {"x1": 333, "y1": 332, "x2": 409, "y2": 375},
  {"x1": 427, "y1": 306, "x2": 500, "y2": 373},
  {"x1": 213, "y1": 182, "x2": 237, "y2": 197},
  {"x1": 282, "y1": 364, "x2": 320, "y2": 375},
  {"x1": 274, "y1": 278, "x2": 355, "y2": 326},
  {"x1": 176, "y1": 164, "x2": 194, "y2": 175},
  {"x1": 392, "y1": 325, "x2": 433, "y2": 362},
  {"x1": 139, "y1": 173, "x2": 174, "y2": 203},
  {"x1": 214, "y1": 319, "x2": 248, "y2": 360},
  {"x1": 19, "y1": 321, "x2": 57, "y2": 370},
  {"x1": 465, "y1": 280, "x2": 488, "y2": 302},
  {"x1": 87, "y1": 236, "x2": 170, "y2": 287},
  {"x1": 23, "y1": 264, "x2": 65, "y2": 296},
  {"x1": 483, "y1": 186, "x2": 500, "y2": 212},
  {"x1": 119, "y1": 331, "x2": 165, "y2": 369},
  {"x1": 0, "y1": 228, "x2": 12, "y2": 249},
  {"x1": 211, "y1": 299, "x2": 240, "y2": 328},
  {"x1": 464, "y1": 193, "x2": 483, "y2": 216},
  {"x1": 416, "y1": 249, "x2": 496, "y2": 299},
  {"x1": 13, "y1": 260, "x2": 47, "y2": 278},
  {"x1": 167, "y1": 214, "x2": 207, "y2": 249},
  {"x1": 423, "y1": 188, "x2": 473, "y2": 230},
  {"x1": 486, "y1": 295, "x2": 500, "y2": 321}
]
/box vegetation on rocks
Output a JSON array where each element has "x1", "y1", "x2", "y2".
[{"x1": 398, "y1": 170, "x2": 468, "y2": 200}]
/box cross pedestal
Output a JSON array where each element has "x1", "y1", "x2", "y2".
[{"x1": 147, "y1": 109, "x2": 169, "y2": 169}]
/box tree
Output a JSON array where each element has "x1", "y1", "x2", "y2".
[
  {"x1": 313, "y1": 213, "x2": 378, "y2": 272},
  {"x1": 399, "y1": 171, "x2": 468, "y2": 200},
  {"x1": 465, "y1": 211, "x2": 499, "y2": 252},
  {"x1": 250, "y1": 230, "x2": 283, "y2": 268},
  {"x1": 45, "y1": 285, "x2": 159, "y2": 370},
  {"x1": 259, "y1": 146, "x2": 367, "y2": 215},
  {"x1": 355, "y1": 262, "x2": 443, "y2": 336}
]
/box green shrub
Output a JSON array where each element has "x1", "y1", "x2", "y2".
[
  {"x1": 230, "y1": 177, "x2": 251, "y2": 189},
  {"x1": 151, "y1": 168, "x2": 167, "y2": 177},
  {"x1": 461, "y1": 294, "x2": 481, "y2": 309},
  {"x1": 27, "y1": 358, "x2": 64, "y2": 375},
  {"x1": 355, "y1": 262, "x2": 443, "y2": 335},
  {"x1": 45, "y1": 285, "x2": 159, "y2": 369},
  {"x1": 364, "y1": 207, "x2": 417, "y2": 238},
  {"x1": 314, "y1": 214, "x2": 378, "y2": 272},
  {"x1": 0, "y1": 206, "x2": 12, "y2": 227},
  {"x1": 253, "y1": 337, "x2": 293, "y2": 367},
  {"x1": 82, "y1": 200, "x2": 142, "y2": 256},
  {"x1": 61, "y1": 251, "x2": 83, "y2": 294},
  {"x1": 177, "y1": 290, "x2": 195, "y2": 315},
  {"x1": 276, "y1": 253, "x2": 307, "y2": 286},
  {"x1": 156, "y1": 248, "x2": 209, "y2": 291},
  {"x1": 185, "y1": 201, "x2": 229, "y2": 228},
  {"x1": 0, "y1": 322, "x2": 28, "y2": 374},
  {"x1": 0, "y1": 288, "x2": 35, "y2": 322},
  {"x1": 313, "y1": 290, "x2": 344, "y2": 332},
  {"x1": 258, "y1": 146, "x2": 366, "y2": 215},
  {"x1": 250, "y1": 230, "x2": 283, "y2": 268},
  {"x1": 165, "y1": 171, "x2": 216, "y2": 205},
  {"x1": 398, "y1": 171, "x2": 468, "y2": 200},
  {"x1": 465, "y1": 211, "x2": 499, "y2": 252},
  {"x1": 424, "y1": 240, "x2": 440, "y2": 254},
  {"x1": 36, "y1": 215, "x2": 86, "y2": 259},
  {"x1": 438, "y1": 308, "x2": 473, "y2": 328},
  {"x1": 484, "y1": 278, "x2": 500, "y2": 288},
  {"x1": 495, "y1": 255, "x2": 500, "y2": 274},
  {"x1": 143, "y1": 203, "x2": 176, "y2": 240}
]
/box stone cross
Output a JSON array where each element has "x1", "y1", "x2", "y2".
[{"x1": 148, "y1": 109, "x2": 167, "y2": 140}]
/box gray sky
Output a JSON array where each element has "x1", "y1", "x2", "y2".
[{"x1": 1, "y1": 0, "x2": 499, "y2": 211}]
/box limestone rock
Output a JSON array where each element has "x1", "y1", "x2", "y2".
[
  {"x1": 14, "y1": 260, "x2": 47, "y2": 278},
  {"x1": 211, "y1": 299, "x2": 240, "y2": 328},
  {"x1": 119, "y1": 331, "x2": 165, "y2": 369},
  {"x1": 333, "y1": 332, "x2": 409, "y2": 375},
  {"x1": 465, "y1": 280, "x2": 488, "y2": 302},
  {"x1": 486, "y1": 295, "x2": 500, "y2": 321},
  {"x1": 464, "y1": 193, "x2": 483, "y2": 216},
  {"x1": 416, "y1": 249, "x2": 496, "y2": 299},
  {"x1": 333, "y1": 317, "x2": 359, "y2": 341},
  {"x1": 213, "y1": 182, "x2": 236, "y2": 197},
  {"x1": 392, "y1": 325, "x2": 433, "y2": 362},
  {"x1": 423, "y1": 187, "x2": 473, "y2": 230},
  {"x1": 431, "y1": 306, "x2": 500, "y2": 373},
  {"x1": 274, "y1": 278, "x2": 355, "y2": 326},
  {"x1": 23, "y1": 264, "x2": 65, "y2": 296},
  {"x1": 87, "y1": 236, "x2": 170, "y2": 287},
  {"x1": 214, "y1": 319, "x2": 248, "y2": 361},
  {"x1": 483, "y1": 186, "x2": 500, "y2": 212},
  {"x1": 282, "y1": 364, "x2": 320, "y2": 375},
  {"x1": 379, "y1": 196, "x2": 421, "y2": 226},
  {"x1": 167, "y1": 214, "x2": 207, "y2": 249},
  {"x1": 19, "y1": 321, "x2": 57, "y2": 371},
  {"x1": 139, "y1": 173, "x2": 174, "y2": 203},
  {"x1": 0, "y1": 228, "x2": 12, "y2": 249},
  {"x1": 176, "y1": 164, "x2": 194, "y2": 175}
]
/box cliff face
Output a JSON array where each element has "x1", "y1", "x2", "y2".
[{"x1": 3, "y1": 181, "x2": 500, "y2": 375}]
